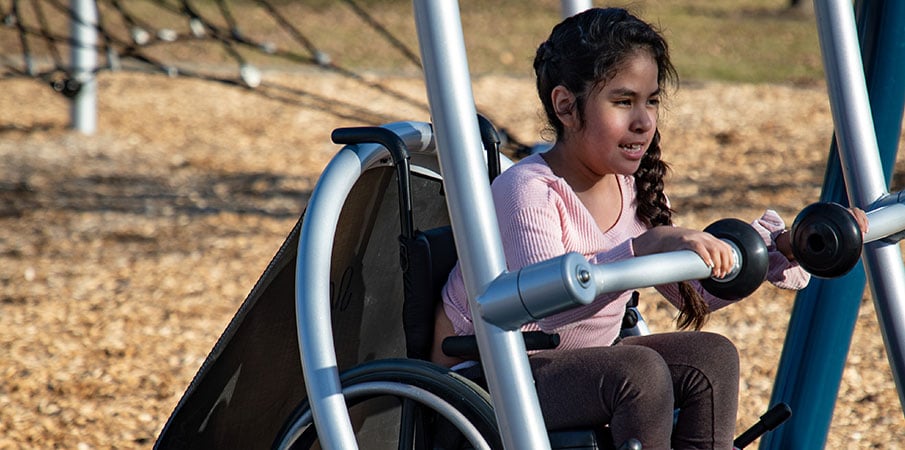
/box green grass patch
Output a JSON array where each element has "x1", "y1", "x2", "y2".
[
  {"x1": 313, "y1": 0, "x2": 825, "y2": 84},
  {"x1": 0, "y1": 0, "x2": 825, "y2": 84},
  {"x1": 640, "y1": 1, "x2": 823, "y2": 83}
]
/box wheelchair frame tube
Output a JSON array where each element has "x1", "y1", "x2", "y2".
[
  {"x1": 413, "y1": 1, "x2": 552, "y2": 448},
  {"x1": 294, "y1": 122, "x2": 437, "y2": 450},
  {"x1": 295, "y1": 144, "x2": 376, "y2": 450}
]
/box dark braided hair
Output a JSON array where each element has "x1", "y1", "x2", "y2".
[{"x1": 534, "y1": 7, "x2": 709, "y2": 330}]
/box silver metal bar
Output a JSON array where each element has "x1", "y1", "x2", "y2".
[
  {"x1": 592, "y1": 250, "x2": 713, "y2": 295},
  {"x1": 863, "y1": 201, "x2": 905, "y2": 244},
  {"x1": 559, "y1": 0, "x2": 591, "y2": 18},
  {"x1": 816, "y1": 0, "x2": 905, "y2": 412},
  {"x1": 817, "y1": 1, "x2": 887, "y2": 207},
  {"x1": 412, "y1": 1, "x2": 551, "y2": 448},
  {"x1": 862, "y1": 241, "x2": 905, "y2": 411},
  {"x1": 295, "y1": 145, "x2": 378, "y2": 450},
  {"x1": 71, "y1": 0, "x2": 98, "y2": 134},
  {"x1": 872, "y1": 189, "x2": 905, "y2": 209},
  {"x1": 478, "y1": 252, "x2": 595, "y2": 329}
]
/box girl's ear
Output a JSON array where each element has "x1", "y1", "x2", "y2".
[{"x1": 551, "y1": 85, "x2": 578, "y2": 130}]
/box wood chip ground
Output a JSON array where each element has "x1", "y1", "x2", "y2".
[{"x1": 1, "y1": 71, "x2": 903, "y2": 448}]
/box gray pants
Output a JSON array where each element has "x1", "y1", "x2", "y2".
[{"x1": 529, "y1": 331, "x2": 740, "y2": 450}]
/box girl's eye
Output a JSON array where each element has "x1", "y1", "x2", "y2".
[
  {"x1": 648, "y1": 98, "x2": 661, "y2": 106},
  {"x1": 615, "y1": 99, "x2": 632, "y2": 106}
]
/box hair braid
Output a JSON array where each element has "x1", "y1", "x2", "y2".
[
  {"x1": 634, "y1": 130, "x2": 710, "y2": 330},
  {"x1": 634, "y1": 130, "x2": 671, "y2": 229}
]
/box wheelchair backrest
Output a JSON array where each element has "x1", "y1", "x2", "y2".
[{"x1": 155, "y1": 163, "x2": 451, "y2": 448}]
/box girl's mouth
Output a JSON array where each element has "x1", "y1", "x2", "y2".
[{"x1": 619, "y1": 143, "x2": 646, "y2": 158}]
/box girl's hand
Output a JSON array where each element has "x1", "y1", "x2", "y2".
[
  {"x1": 632, "y1": 226, "x2": 736, "y2": 279},
  {"x1": 849, "y1": 207, "x2": 869, "y2": 234}
]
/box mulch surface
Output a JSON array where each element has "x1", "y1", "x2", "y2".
[{"x1": 1, "y1": 70, "x2": 903, "y2": 448}]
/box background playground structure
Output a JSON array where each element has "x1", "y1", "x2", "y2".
[
  {"x1": 1, "y1": 0, "x2": 904, "y2": 448},
  {"x1": 2, "y1": 0, "x2": 828, "y2": 136},
  {"x1": 0, "y1": 0, "x2": 827, "y2": 81}
]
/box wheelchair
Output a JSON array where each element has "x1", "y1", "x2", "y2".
[{"x1": 154, "y1": 117, "x2": 789, "y2": 450}]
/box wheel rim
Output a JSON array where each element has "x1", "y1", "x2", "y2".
[{"x1": 275, "y1": 380, "x2": 492, "y2": 450}]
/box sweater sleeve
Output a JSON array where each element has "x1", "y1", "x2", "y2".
[
  {"x1": 494, "y1": 177, "x2": 636, "y2": 331},
  {"x1": 751, "y1": 209, "x2": 811, "y2": 290},
  {"x1": 492, "y1": 171, "x2": 570, "y2": 270}
]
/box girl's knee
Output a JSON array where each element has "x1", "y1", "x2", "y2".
[
  {"x1": 604, "y1": 347, "x2": 674, "y2": 445},
  {"x1": 611, "y1": 346, "x2": 673, "y2": 397},
  {"x1": 656, "y1": 331, "x2": 740, "y2": 376},
  {"x1": 698, "y1": 332, "x2": 739, "y2": 374}
]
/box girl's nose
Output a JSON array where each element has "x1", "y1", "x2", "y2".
[{"x1": 631, "y1": 108, "x2": 655, "y2": 133}]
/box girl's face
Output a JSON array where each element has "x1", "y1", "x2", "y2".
[{"x1": 556, "y1": 51, "x2": 660, "y2": 177}]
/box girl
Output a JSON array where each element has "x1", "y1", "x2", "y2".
[{"x1": 432, "y1": 7, "x2": 844, "y2": 449}]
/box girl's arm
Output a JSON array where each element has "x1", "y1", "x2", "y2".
[{"x1": 652, "y1": 210, "x2": 815, "y2": 312}]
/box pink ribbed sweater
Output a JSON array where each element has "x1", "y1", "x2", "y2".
[{"x1": 441, "y1": 153, "x2": 810, "y2": 349}]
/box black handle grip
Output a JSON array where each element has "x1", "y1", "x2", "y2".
[
  {"x1": 733, "y1": 403, "x2": 792, "y2": 449},
  {"x1": 442, "y1": 331, "x2": 560, "y2": 360},
  {"x1": 331, "y1": 126, "x2": 413, "y2": 239}
]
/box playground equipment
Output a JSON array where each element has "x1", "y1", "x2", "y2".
[
  {"x1": 154, "y1": 0, "x2": 905, "y2": 449},
  {"x1": 764, "y1": 1, "x2": 905, "y2": 448},
  {"x1": 70, "y1": 0, "x2": 98, "y2": 134},
  {"x1": 152, "y1": 121, "x2": 785, "y2": 450}
]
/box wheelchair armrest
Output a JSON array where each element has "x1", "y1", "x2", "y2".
[
  {"x1": 441, "y1": 330, "x2": 561, "y2": 360},
  {"x1": 547, "y1": 427, "x2": 641, "y2": 450}
]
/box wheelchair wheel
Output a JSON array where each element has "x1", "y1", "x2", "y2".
[{"x1": 272, "y1": 359, "x2": 501, "y2": 450}]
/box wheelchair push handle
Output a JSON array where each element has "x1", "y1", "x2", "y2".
[{"x1": 331, "y1": 126, "x2": 415, "y2": 239}]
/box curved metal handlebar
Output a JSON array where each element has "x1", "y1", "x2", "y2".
[
  {"x1": 482, "y1": 194, "x2": 905, "y2": 330},
  {"x1": 478, "y1": 240, "x2": 743, "y2": 329},
  {"x1": 331, "y1": 126, "x2": 414, "y2": 239}
]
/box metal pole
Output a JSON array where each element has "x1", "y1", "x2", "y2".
[
  {"x1": 852, "y1": 0, "x2": 905, "y2": 419},
  {"x1": 413, "y1": 1, "x2": 551, "y2": 448},
  {"x1": 560, "y1": 0, "x2": 591, "y2": 18},
  {"x1": 763, "y1": 0, "x2": 905, "y2": 448},
  {"x1": 71, "y1": 0, "x2": 98, "y2": 134}
]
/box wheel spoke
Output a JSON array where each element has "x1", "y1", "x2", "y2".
[
  {"x1": 398, "y1": 397, "x2": 417, "y2": 450},
  {"x1": 272, "y1": 360, "x2": 500, "y2": 450}
]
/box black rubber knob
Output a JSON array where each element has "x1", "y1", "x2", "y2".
[
  {"x1": 790, "y1": 202, "x2": 863, "y2": 278},
  {"x1": 700, "y1": 218, "x2": 770, "y2": 300}
]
